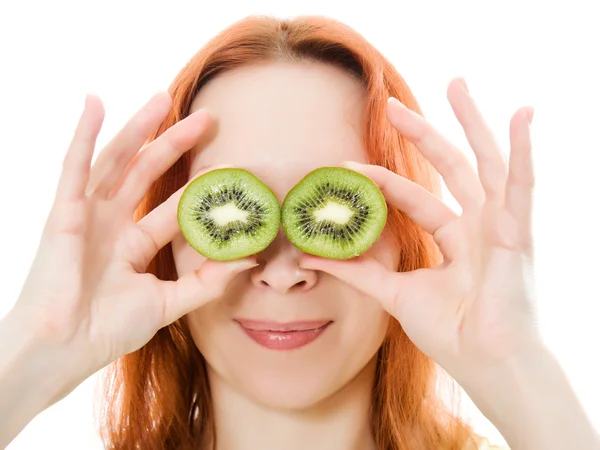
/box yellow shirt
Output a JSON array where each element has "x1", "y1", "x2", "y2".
[{"x1": 476, "y1": 435, "x2": 510, "y2": 449}]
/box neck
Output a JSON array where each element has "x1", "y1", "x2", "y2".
[{"x1": 207, "y1": 356, "x2": 378, "y2": 450}]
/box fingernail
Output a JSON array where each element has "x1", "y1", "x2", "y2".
[
  {"x1": 342, "y1": 161, "x2": 366, "y2": 172},
  {"x1": 527, "y1": 106, "x2": 534, "y2": 125},
  {"x1": 458, "y1": 78, "x2": 469, "y2": 93},
  {"x1": 196, "y1": 108, "x2": 213, "y2": 118},
  {"x1": 228, "y1": 259, "x2": 258, "y2": 272},
  {"x1": 387, "y1": 96, "x2": 402, "y2": 106},
  {"x1": 83, "y1": 93, "x2": 92, "y2": 113}
]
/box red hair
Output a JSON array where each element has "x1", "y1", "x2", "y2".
[{"x1": 96, "y1": 15, "x2": 480, "y2": 450}]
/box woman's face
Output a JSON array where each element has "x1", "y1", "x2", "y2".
[{"x1": 171, "y1": 60, "x2": 400, "y2": 410}]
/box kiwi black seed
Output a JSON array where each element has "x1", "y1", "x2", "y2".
[
  {"x1": 177, "y1": 168, "x2": 280, "y2": 261},
  {"x1": 281, "y1": 166, "x2": 387, "y2": 259}
]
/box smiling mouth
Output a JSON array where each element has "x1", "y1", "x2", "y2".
[{"x1": 234, "y1": 319, "x2": 332, "y2": 350}]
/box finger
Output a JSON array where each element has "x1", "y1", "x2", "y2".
[
  {"x1": 135, "y1": 164, "x2": 234, "y2": 264},
  {"x1": 447, "y1": 78, "x2": 508, "y2": 204},
  {"x1": 386, "y1": 95, "x2": 485, "y2": 211},
  {"x1": 87, "y1": 91, "x2": 172, "y2": 198},
  {"x1": 55, "y1": 94, "x2": 105, "y2": 203},
  {"x1": 159, "y1": 258, "x2": 258, "y2": 327},
  {"x1": 302, "y1": 255, "x2": 400, "y2": 313},
  {"x1": 342, "y1": 162, "x2": 458, "y2": 236},
  {"x1": 505, "y1": 106, "x2": 535, "y2": 249},
  {"x1": 298, "y1": 254, "x2": 440, "y2": 323},
  {"x1": 115, "y1": 108, "x2": 213, "y2": 209}
]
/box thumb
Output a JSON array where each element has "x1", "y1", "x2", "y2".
[
  {"x1": 299, "y1": 254, "x2": 401, "y2": 315},
  {"x1": 161, "y1": 257, "x2": 258, "y2": 327}
]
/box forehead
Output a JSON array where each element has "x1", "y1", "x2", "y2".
[{"x1": 187, "y1": 60, "x2": 368, "y2": 187}]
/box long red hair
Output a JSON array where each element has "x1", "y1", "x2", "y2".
[{"x1": 96, "y1": 15, "x2": 480, "y2": 450}]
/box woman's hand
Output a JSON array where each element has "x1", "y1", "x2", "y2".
[
  {"x1": 9, "y1": 92, "x2": 256, "y2": 392},
  {"x1": 299, "y1": 78, "x2": 539, "y2": 382}
]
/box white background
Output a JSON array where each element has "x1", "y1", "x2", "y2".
[{"x1": 1, "y1": 0, "x2": 599, "y2": 448}]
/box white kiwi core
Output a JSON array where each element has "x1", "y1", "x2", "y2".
[
  {"x1": 313, "y1": 201, "x2": 354, "y2": 224},
  {"x1": 209, "y1": 202, "x2": 250, "y2": 226}
]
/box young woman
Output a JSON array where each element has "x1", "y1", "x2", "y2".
[{"x1": 1, "y1": 15, "x2": 598, "y2": 450}]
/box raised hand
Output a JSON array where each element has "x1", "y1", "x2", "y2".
[
  {"x1": 10, "y1": 92, "x2": 256, "y2": 389},
  {"x1": 299, "y1": 78, "x2": 539, "y2": 381}
]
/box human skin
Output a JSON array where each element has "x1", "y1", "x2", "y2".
[
  {"x1": 171, "y1": 60, "x2": 396, "y2": 449},
  {"x1": 0, "y1": 59, "x2": 599, "y2": 449}
]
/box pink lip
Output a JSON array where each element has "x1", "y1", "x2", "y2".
[{"x1": 234, "y1": 319, "x2": 332, "y2": 350}]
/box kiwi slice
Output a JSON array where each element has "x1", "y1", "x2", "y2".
[
  {"x1": 177, "y1": 168, "x2": 280, "y2": 261},
  {"x1": 281, "y1": 166, "x2": 387, "y2": 259}
]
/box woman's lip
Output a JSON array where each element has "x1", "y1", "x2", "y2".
[
  {"x1": 233, "y1": 319, "x2": 332, "y2": 332},
  {"x1": 234, "y1": 320, "x2": 332, "y2": 350}
]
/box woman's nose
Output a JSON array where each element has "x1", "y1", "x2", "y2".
[{"x1": 250, "y1": 232, "x2": 318, "y2": 294}]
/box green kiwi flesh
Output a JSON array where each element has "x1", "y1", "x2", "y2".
[
  {"x1": 177, "y1": 168, "x2": 280, "y2": 261},
  {"x1": 281, "y1": 166, "x2": 387, "y2": 259}
]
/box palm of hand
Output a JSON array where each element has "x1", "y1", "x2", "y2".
[
  {"x1": 397, "y1": 206, "x2": 537, "y2": 375},
  {"x1": 301, "y1": 78, "x2": 538, "y2": 378},
  {"x1": 14, "y1": 93, "x2": 253, "y2": 375},
  {"x1": 50, "y1": 208, "x2": 160, "y2": 362}
]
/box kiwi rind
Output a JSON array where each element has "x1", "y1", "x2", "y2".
[
  {"x1": 177, "y1": 168, "x2": 280, "y2": 261},
  {"x1": 281, "y1": 166, "x2": 387, "y2": 259}
]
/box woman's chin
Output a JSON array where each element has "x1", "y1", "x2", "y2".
[
  {"x1": 206, "y1": 353, "x2": 379, "y2": 413},
  {"x1": 234, "y1": 374, "x2": 343, "y2": 411}
]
